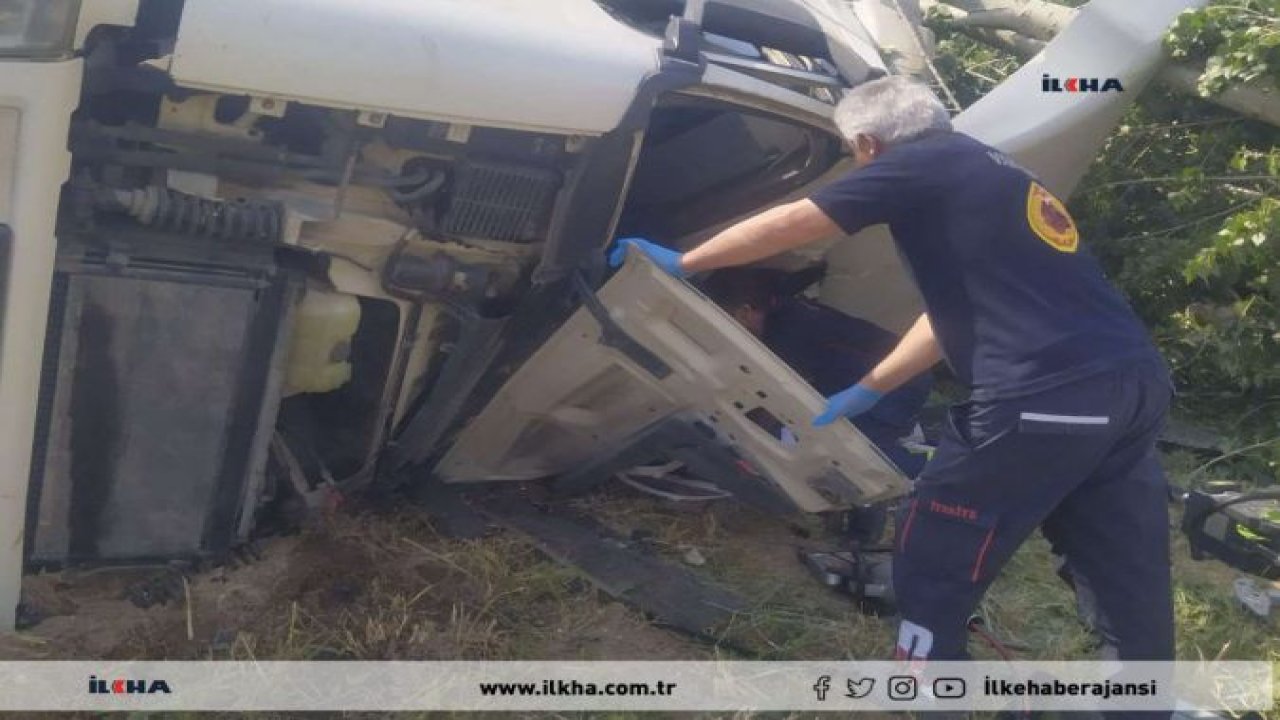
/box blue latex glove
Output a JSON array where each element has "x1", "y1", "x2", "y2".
[
  {"x1": 607, "y1": 237, "x2": 688, "y2": 278},
  {"x1": 812, "y1": 383, "x2": 885, "y2": 427}
]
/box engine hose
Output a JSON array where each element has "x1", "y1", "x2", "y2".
[
  {"x1": 107, "y1": 186, "x2": 285, "y2": 243},
  {"x1": 389, "y1": 169, "x2": 447, "y2": 205}
]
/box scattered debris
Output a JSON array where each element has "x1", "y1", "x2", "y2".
[
  {"x1": 799, "y1": 548, "x2": 896, "y2": 616},
  {"x1": 1234, "y1": 577, "x2": 1280, "y2": 619},
  {"x1": 681, "y1": 547, "x2": 707, "y2": 567},
  {"x1": 617, "y1": 463, "x2": 734, "y2": 504}
]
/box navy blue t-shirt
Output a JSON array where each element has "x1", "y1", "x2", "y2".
[{"x1": 809, "y1": 131, "x2": 1157, "y2": 401}]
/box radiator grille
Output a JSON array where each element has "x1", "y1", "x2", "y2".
[{"x1": 443, "y1": 161, "x2": 559, "y2": 243}]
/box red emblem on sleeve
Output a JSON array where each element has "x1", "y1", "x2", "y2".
[{"x1": 1026, "y1": 182, "x2": 1079, "y2": 253}]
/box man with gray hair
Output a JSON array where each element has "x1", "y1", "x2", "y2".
[{"x1": 610, "y1": 75, "x2": 1174, "y2": 666}]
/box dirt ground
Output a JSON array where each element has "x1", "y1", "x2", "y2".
[{"x1": 2, "y1": 484, "x2": 897, "y2": 665}]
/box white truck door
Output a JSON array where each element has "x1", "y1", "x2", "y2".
[{"x1": 437, "y1": 250, "x2": 908, "y2": 514}]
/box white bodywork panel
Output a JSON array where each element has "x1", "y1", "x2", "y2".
[
  {"x1": 821, "y1": 0, "x2": 1208, "y2": 332},
  {"x1": 0, "y1": 60, "x2": 84, "y2": 632},
  {"x1": 438, "y1": 251, "x2": 906, "y2": 513},
  {"x1": 170, "y1": 0, "x2": 662, "y2": 135}
]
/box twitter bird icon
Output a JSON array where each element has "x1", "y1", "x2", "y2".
[{"x1": 846, "y1": 677, "x2": 876, "y2": 699}]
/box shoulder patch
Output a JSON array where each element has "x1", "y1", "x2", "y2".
[{"x1": 1026, "y1": 182, "x2": 1079, "y2": 253}]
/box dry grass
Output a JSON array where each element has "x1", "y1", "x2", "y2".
[{"x1": 216, "y1": 512, "x2": 667, "y2": 663}]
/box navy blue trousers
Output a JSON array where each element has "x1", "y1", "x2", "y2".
[{"x1": 892, "y1": 360, "x2": 1175, "y2": 662}]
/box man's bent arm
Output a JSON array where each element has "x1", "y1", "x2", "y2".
[
  {"x1": 680, "y1": 199, "x2": 840, "y2": 274},
  {"x1": 859, "y1": 313, "x2": 943, "y2": 393}
]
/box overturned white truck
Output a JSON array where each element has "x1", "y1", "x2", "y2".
[{"x1": 0, "y1": 0, "x2": 1200, "y2": 628}]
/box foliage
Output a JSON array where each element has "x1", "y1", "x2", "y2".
[
  {"x1": 1077, "y1": 87, "x2": 1280, "y2": 460},
  {"x1": 934, "y1": 0, "x2": 1280, "y2": 481},
  {"x1": 1165, "y1": 0, "x2": 1280, "y2": 95},
  {"x1": 929, "y1": 28, "x2": 1023, "y2": 109}
]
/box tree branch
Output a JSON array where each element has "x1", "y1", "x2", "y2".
[
  {"x1": 1187, "y1": 435, "x2": 1280, "y2": 479},
  {"x1": 941, "y1": 0, "x2": 1076, "y2": 40},
  {"x1": 1156, "y1": 63, "x2": 1280, "y2": 129},
  {"x1": 891, "y1": 0, "x2": 964, "y2": 111},
  {"x1": 953, "y1": 23, "x2": 1047, "y2": 57}
]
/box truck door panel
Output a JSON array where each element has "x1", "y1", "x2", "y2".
[{"x1": 438, "y1": 251, "x2": 907, "y2": 513}]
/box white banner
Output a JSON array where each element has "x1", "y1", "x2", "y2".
[{"x1": 0, "y1": 661, "x2": 1270, "y2": 712}]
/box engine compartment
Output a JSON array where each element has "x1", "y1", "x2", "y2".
[{"x1": 31, "y1": 12, "x2": 597, "y2": 567}]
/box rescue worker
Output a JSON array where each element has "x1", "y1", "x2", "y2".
[
  {"x1": 702, "y1": 267, "x2": 932, "y2": 477},
  {"x1": 609, "y1": 76, "x2": 1174, "y2": 664}
]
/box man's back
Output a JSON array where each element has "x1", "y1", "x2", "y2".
[{"x1": 811, "y1": 131, "x2": 1157, "y2": 401}]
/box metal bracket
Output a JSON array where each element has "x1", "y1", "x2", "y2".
[
  {"x1": 664, "y1": 0, "x2": 705, "y2": 62},
  {"x1": 571, "y1": 270, "x2": 671, "y2": 380}
]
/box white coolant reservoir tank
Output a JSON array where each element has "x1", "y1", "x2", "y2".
[{"x1": 284, "y1": 288, "x2": 361, "y2": 396}]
